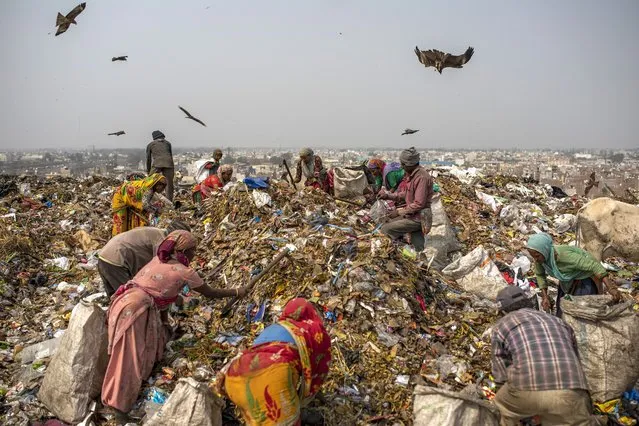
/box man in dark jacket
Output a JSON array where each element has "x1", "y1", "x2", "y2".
[{"x1": 146, "y1": 130, "x2": 175, "y2": 201}]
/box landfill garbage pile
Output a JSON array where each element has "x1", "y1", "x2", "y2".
[{"x1": 1, "y1": 171, "x2": 638, "y2": 425}]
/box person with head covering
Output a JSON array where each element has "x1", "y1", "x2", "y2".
[
  {"x1": 367, "y1": 158, "x2": 405, "y2": 193},
  {"x1": 491, "y1": 286, "x2": 597, "y2": 425},
  {"x1": 146, "y1": 130, "x2": 175, "y2": 201},
  {"x1": 295, "y1": 148, "x2": 330, "y2": 193},
  {"x1": 98, "y1": 220, "x2": 191, "y2": 297},
  {"x1": 111, "y1": 173, "x2": 170, "y2": 236},
  {"x1": 192, "y1": 164, "x2": 234, "y2": 203},
  {"x1": 219, "y1": 298, "x2": 331, "y2": 426},
  {"x1": 526, "y1": 232, "x2": 621, "y2": 316},
  {"x1": 101, "y1": 231, "x2": 250, "y2": 420},
  {"x1": 378, "y1": 147, "x2": 434, "y2": 251}
]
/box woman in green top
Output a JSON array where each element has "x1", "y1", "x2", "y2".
[
  {"x1": 526, "y1": 233, "x2": 621, "y2": 317},
  {"x1": 367, "y1": 159, "x2": 405, "y2": 193}
]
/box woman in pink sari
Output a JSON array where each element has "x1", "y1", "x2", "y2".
[{"x1": 101, "y1": 230, "x2": 248, "y2": 419}]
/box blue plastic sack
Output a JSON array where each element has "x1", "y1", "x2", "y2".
[{"x1": 243, "y1": 177, "x2": 269, "y2": 189}]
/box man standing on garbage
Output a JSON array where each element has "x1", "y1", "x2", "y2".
[
  {"x1": 491, "y1": 286, "x2": 597, "y2": 426},
  {"x1": 98, "y1": 220, "x2": 191, "y2": 297},
  {"x1": 378, "y1": 147, "x2": 433, "y2": 251},
  {"x1": 146, "y1": 130, "x2": 175, "y2": 201}
]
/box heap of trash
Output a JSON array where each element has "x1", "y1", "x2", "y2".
[{"x1": 1, "y1": 170, "x2": 638, "y2": 425}]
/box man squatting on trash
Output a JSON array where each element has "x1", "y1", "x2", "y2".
[
  {"x1": 97, "y1": 220, "x2": 191, "y2": 297},
  {"x1": 377, "y1": 147, "x2": 433, "y2": 251},
  {"x1": 491, "y1": 286, "x2": 597, "y2": 426}
]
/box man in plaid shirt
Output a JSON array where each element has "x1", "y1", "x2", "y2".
[{"x1": 491, "y1": 286, "x2": 596, "y2": 425}]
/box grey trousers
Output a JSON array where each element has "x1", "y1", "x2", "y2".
[
  {"x1": 380, "y1": 218, "x2": 424, "y2": 251},
  {"x1": 494, "y1": 383, "x2": 597, "y2": 426},
  {"x1": 153, "y1": 167, "x2": 175, "y2": 201},
  {"x1": 97, "y1": 259, "x2": 132, "y2": 298}
]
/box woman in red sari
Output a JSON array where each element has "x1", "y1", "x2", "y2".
[
  {"x1": 101, "y1": 230, "x2": 248, "y2": 420},
  {"x1": 192, "y1": 164, "x2": 233, "y2": 203},
  {"x1": 219, "y1": 298, "x2": 331, "y2": 426}
]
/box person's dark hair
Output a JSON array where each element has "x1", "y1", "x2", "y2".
[
  {"x1": 496, "y1": 286, "x2": 534, "y2": 313},
  {"x1": 166, "y1": 220, "x2": 191, "y2": 233}
]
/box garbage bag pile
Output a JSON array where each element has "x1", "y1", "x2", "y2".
[{"x1": 0, "y1": 171, "x2": 638, "y2": 425}]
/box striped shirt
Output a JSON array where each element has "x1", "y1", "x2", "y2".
[{"x1": 491, "y1": 308, "x2": 588, "y2": 391}]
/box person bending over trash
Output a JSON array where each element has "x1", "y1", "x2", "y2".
[
  {"x1": 101, "y1": 230, "x2": 249, "y2": 421},
  {"x1": 217, "y1": 298, "x2": 331, "y2": 426},
  {"x1": 378, "y1": 147, "x2": 433, "y2": 252},
  {"x1": 192, "y1": 164, "x2": 233, "y2": 203},
  {"x1": 97, "y1": 220, "x2": 191, "y2": 297},
  {"x1": 367, "y1": 158, "x2": 405, "y2": 194},
  {"x1": 111, "y1": 173, "x2": 171, "y2": 236},
  {"x1": 491, "y1": 286, "x2": 598, "y2": 426},
  {"x1": 526, "y1": 232, "x2": 621, "y2": 317},
  {"x1": 295, "y1": 147, "x2": 331, "y2": 193}
]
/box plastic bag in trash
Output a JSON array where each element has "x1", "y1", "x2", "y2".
[
  {"x1": 369, "y1": 200, "x2": 391, "y2": 224},
  {"x1": 145, "y1": 377, "x2": 224, "y2": 426},
  {"x1": 252, "y1": 191, "x2": 272, "y2": 208}
]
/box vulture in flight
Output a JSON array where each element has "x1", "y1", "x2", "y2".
[
  {"x1": 414, "y1": 46, "x2": 474, "y2": 74},
  {"x1": 178, "y1": 106, "x2": 206, "y2": 127},
  {"x1": 112, "y1": 56, "x2": 128, "y2": 62},
  {"x1": 55, "y1": 3, "x2": 86, "y2": 36},
  {"x1": 108, "y1": 131, "x2": 126, "y2": 136},
  {"x1": 402, "y1": 129, "x2": 419, "y2": 136}
]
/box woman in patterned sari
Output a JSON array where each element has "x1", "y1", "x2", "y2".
[
  {"x1": 111, "y1": 173, "x2": 168, "y2": 236},
  {"x1": 220, "y1": 298, "x2": 331, "y2": 426},
  {"x1": 192, "y1": 164, "x2": 233, "y2": 203},
  {"x1": 101, "y1": 230, "x2": 248, "y2": 420}
]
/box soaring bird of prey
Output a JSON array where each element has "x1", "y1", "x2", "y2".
[
  {"x1": 108, "y1": 131, "x2": 126, "y2": 136},
  {"x1": 178, "y1": 106, "x2": 206, "y2": 127},
  {"x1": 55, "y1": 3, "x2": 86, "y2": 36},
  {"x1": 112, "y1": 56, "x2": 128, "y2": 62},
  {"x1": 402, "y1": 129, "x2": 419, "y2": 135},
  {"x1": 414, "y1": 46, "x2": 474, "y2": 74}
]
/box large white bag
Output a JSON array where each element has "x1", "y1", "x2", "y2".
[
  {"x1": 441, "y1": 245, "x2": 509, "y2": 300},
  {"x1": 145, "y1": 378, "x2": 225, "y2": 426},
  {"x1": 332, "y1": 167, "x2": 368, "y2": 200},
  {"x1": 562, "y1": 295, "x2": 639, "y2": 402},
  {"x1": 413, "y1": 386, "x2": 499, "y2": 426},
  {"x1": 38, "y1": 301, "x2": 109, "y2": 424}
]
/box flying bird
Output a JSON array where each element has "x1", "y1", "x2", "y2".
[
  {"x1": 112, "y1": 56, "x2": 128, "y2": 62},
  {"x1": 178, "y1": 106, "x2": 206, "y2": 127},
  {"x1": 402, "y1": 129, "x2": 419, "y2": 135},
  {"x1": 108, "y1": 131, "x2": 126, "y2": 136},
  {"x1": 55, "y1": 3, "x2": 86, "y2": 36},
  {"x1": 414, "y1": 46, "x2": 474, "y2": 74}
]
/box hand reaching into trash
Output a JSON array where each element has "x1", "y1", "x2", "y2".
[
  {"x1": 192, "y1": 284, "x2": 250, "y2": 299},
  {"x1": 377, "y1": 188, "x2": 389, "y2": 200},
  {"x1": 541, "y1": 295, "x2": 552, "y2": 313}
]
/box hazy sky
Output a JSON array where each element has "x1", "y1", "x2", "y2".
[{"x1": 1, "y1": 1, "x2": 638, "y2": 150}]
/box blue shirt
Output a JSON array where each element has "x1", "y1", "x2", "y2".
[{"x1": 253, "y1": 323, "x2": 296, "y2": 347}]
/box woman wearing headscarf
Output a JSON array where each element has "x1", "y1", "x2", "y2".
[
  {"x1": 111, "y1": 173, "x2": 169, "y2": 236},
  {"x1": 101, "y1": 231, "x2": 249, "y2": 419},
  {"x1": 192, "y1": 164, "x2": 234, "y2": 203},
  {"x1": 367, "y1": 158, "x2": 405, "y2": 193},
  {"x1": 526, "y1": 232, "x2": 621, "y2": 316},
  {"x1": 218, "y1": 298, "x2": 331, "y2": 426},
  {"x1": 295, "y1": 148, "x2": 330, "y2": 193}
]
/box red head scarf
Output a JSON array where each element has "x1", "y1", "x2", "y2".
[
  {"x1": 157, "y1": 230, "x2": 197, "y2": 267},
  {"x1": 367, "y1": 158, "x2": 386, "y2": 171},
  {"x1": 279, "y1": 298, "x2": 331, "y2": 397}
]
